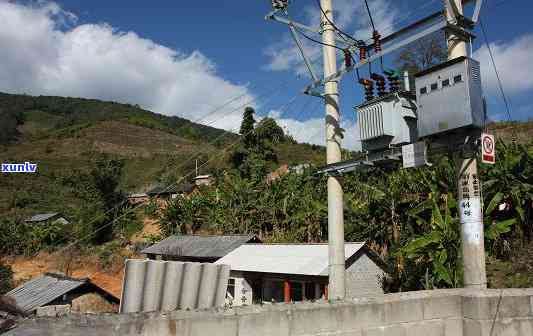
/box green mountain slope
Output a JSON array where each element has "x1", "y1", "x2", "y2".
[{"x1": 0, "y1": 92, "x2": 324, "y2": 218}]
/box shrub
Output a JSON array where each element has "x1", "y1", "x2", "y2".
[{"x1": 0, "y1": 262, "x2": 14, "y2": 295}]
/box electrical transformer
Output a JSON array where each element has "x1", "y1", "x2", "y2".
[
  {"x1": 415, "y1": 56, "x2": 484, "y2": 138},
  {"x1": 356, "y1": 92, "x2": 417, "y2": 152}
]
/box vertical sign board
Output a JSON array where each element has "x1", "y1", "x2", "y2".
[
  {"x1": 481, "y1": 133, "x2": 495, "y2": 164},
  {"x1": 459, "y1": 168, "x2": 483, "y2": 244}
]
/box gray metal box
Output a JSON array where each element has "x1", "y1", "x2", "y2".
[
  {"x1": 356, "y1": 92, "x2": 417, "y2": 152},
  {"x1": 415, "y1": 56, "x2": 483, "y2": 138}
]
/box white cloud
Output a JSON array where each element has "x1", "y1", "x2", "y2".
[
  {"x1": 0, "y1": 1, "x2": 362, "y2": 148},
  {"x1": 268, "y1": 110, "x2": 361, "y2": 150},
  {"x1": 474, "y1": 34, "x2": 533, "y2": 95},
  {"x1": 264, "y1": 0, "x2": 399, "y2": 76},
  {"x1": 0, "y1": 1, "x2": 254, "y2": 131}
]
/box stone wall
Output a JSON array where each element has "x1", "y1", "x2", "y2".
[{"x1": 8, "y1": 288, "x2": 533, "y2": 336}]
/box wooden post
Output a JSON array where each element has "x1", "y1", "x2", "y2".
[{"x1": 284, "y1": 280, "x2": 291, "y2": 303}]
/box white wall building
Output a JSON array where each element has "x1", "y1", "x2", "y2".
[{"x1": 215, "y1": 242, "x2": 387, "y2": 306}]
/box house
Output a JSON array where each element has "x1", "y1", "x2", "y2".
[
  {"x1": 127, "y1": 192, "x2": 149, "y2": 205},
  {"x1": 25, "y1": 213, "x2": 69, "y2": 225},
  {"x1": 266, "y1": 163, "x2": 311, "y2": 184},
  {"x1": 5, "y1": 273, "x2": 120, "y2": 316},
  {"x1": 193, "y1": 174, "x2": 213, "y2": 187},
  {"x1": 141, "y1": 234, "x2": 261, "y2": 262},
  {"x1": 147, "y1": 183, "x2": 194, "y2": 200},
  {"x1": 215, "y1": 242, "x2": 387, "y2": 306}
]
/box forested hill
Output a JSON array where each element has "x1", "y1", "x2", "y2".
[
  {"x1": 0, "y1": 92, "x2": 324, "y2": 218},
  {"x1": 0, "y1": 92, "x2": 236, "y2": 145}
]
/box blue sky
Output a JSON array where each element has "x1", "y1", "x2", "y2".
[{"x1": 1, "y1": 0, "x2": 532, "y2": 148}]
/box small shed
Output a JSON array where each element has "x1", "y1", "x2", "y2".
[
  {"x1": 6, "y1": 273, "x2": 119, "y2": 316},
  {"x1": 25, "y1": 213, "x2": 69, "y2": 225},
  {"x1": 193, "y1": 175, "x2": 213, "y2": 187},
  {"x1": 215, "y1": 242, "x2": 387, "y2": 305},
  {"x1": 147, "y1": 183, "x2": 194, "y2": 200},
  {"x1": 127, "y1": 193, "x2": 149, "y2": 205},
  {"x1": 141, "y1": 234, "x2": 261, "y2": 262}
]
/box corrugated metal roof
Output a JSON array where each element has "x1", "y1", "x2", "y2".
[
  {"x1": 147, "y1": 183, "x2": 193, "y2": 196},
  {"x1": 6, "y1": 274, "x2": 87, "y2": 313},
  {"x1": 141, "y1": 234, "x2": 258, "y2": 258},
  {"x1": 215, "y1": 243, "x2": 366, "y2": 276},
  {"x1": 24, "y1": 213, "x2": 60, "y2": 223}
]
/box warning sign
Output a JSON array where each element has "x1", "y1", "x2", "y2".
[{"x1": 481, "y1": 133, "x2": 495, "y2": 164}]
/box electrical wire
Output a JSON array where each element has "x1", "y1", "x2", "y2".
[
  {"x1": 292, "y1": 25, "x2": 344, "y2": 51},
  {"x1": 479, "y1": 18, "x2": 513, "y2": 122},
  {"x1": 315, "y1": 0, "x2": 361, "y2": 45},
  {"x1": 56, "y1": 90, "x2": 304, "y2": 252},
  {"x1": 363, "y1": 0, "x2": 376, "y2": 32}
]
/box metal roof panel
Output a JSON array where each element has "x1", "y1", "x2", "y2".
[
  {"x1": 141, "y1": 235, "x2": 258, "y2": 258},
  {"x1": 6, "y1": 274, "x2": 86, "y2": 313},
  {"x1": 215, "y1": 243, "x2": 366, "y2": 276}
]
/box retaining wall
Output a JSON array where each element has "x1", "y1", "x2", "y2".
[{"x1": 8, "y1": 288, "x2": 533, "y2": 336}]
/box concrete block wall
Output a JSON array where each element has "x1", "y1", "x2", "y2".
[{"x1": 9, "y1": 289, "x2": 533, "y2": 336}]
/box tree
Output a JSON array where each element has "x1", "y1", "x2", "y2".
[
  {"x1": 255, "y1": 118, "x2": 285, "y2": 144},
  {"x1": 395, "y1": 32, "x2": 447, "y2": 73},
  {"x1": 240, "y1": 106, "x2": 256, "y2": 145},
  {"x1": 0, "y1": 262, "x2": 14, "y2": 295}
]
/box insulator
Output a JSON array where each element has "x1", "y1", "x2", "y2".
[
  {"x1": 359, "y1": 78, "x2": 374, "y2": 101},
  {"x1": 370, "y1": 73, "x2": 386, "y2": 97},
  {"x1": 359, "y1": 46, "x2": 367, "y2": 61},
  {"x1": 372, "y1": 30, "x2": 382, "y2": 53},
  {"x1": 271, "y1": 0, "x2": 289, "y2": 10},
  {"x1": 384, "y1": 69, "x2": 401, "y2": 92},
  {"x1": 344, "y1": 50, "x2": 352, "y2": 68}
]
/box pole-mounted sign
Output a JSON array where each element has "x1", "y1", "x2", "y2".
[{"x1": 481, "y1": 133, "x2": 495, "y2": 164}]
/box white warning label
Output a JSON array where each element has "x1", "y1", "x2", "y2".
[{"x1": 460, "y1": 197, "x2": 483, "y2": 244}]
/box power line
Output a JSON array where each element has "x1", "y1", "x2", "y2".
[
  {"x1": 57, "y1": 90, "x2": 304, "y2": 251},
  {"x1": 315, "y1": 0, "x2": 361, "y2": 45},
  {"x1": 479, "y1": 18, "x2": 513, "y2": 122},
  {"x1": 363, "y1": 0, "x2": 376, "y2": 32},
  {"x1": 292, "y1": 25, "x2": 344, "y2": 51}
]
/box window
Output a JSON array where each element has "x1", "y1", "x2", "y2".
[
  {"x1": 420, "y1": 87, "x2": 427, "y2": 95},
  {"x1": 454, "y1": 74, "x2": 463, "y2": 83},
  {"x1": 442, "y1": 79, "x2": 450, "y2": 87},
  {"x1": 227, "y1": 278, "x2": 235, "y2": 300},
  {"x1": 262, "y1": 279, "x2": 284, "y2": 303},
  {"x1": 430, "y1": 83, "x2": 438, "y2": 91},
  {"x1": 304, "y1": 282, "x2": 317, "y2": 301},
  {"x1": 291, "y1": 282, "x2": 303, "y2": 302}
]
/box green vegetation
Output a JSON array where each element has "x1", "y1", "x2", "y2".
[
  {"x1": 0, "y1": 92, "x2": 234, "y2": 144},
  {"x1": 1, "y1": 91, "x2": 532, "y2": 292},
  {"x1": 0, "y1": 263, "x2": 14, "y2": 295},
  {"x1": 159, "y1": 112, "x2": 533, "y2": 291}
]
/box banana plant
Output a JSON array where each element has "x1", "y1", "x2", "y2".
[{"x1": 399, "y1": 193, "x2": 462, "y2": 288}]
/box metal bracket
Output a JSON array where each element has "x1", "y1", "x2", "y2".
[
  {"x1": 315, "y1": 159, "x2": 374, "y2": 176},
  {"x1": 289, "y1": 25, "x2": 319, "y2": 82},
  {"x1": 471, "y1": 0, "x2": 484, "y2": 23},
  {"x1": 445, "y1": 0, "x2": 484, "y2": 26},
  {"x1": 304, "y1": 17, "x2": 450, "y2": 93}
]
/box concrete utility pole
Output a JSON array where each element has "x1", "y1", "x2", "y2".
[
  {"x1": 446, "y1": 0, "x2": 487, "y2": 289},
  {"x1": 320, "y1": 0, "x2": 346, "y2": 301}
]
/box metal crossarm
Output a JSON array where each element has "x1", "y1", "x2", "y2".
[{"x1": 315, "y1": 159, "x2": 374, "y2": 176}]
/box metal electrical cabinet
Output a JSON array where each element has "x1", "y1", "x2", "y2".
[
  {"x1": 356, "y1": 92, "x2": 417, "y2": 152},
  {"x1": 415, "y1": 56, "x2": 484, "y2": 138}
]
